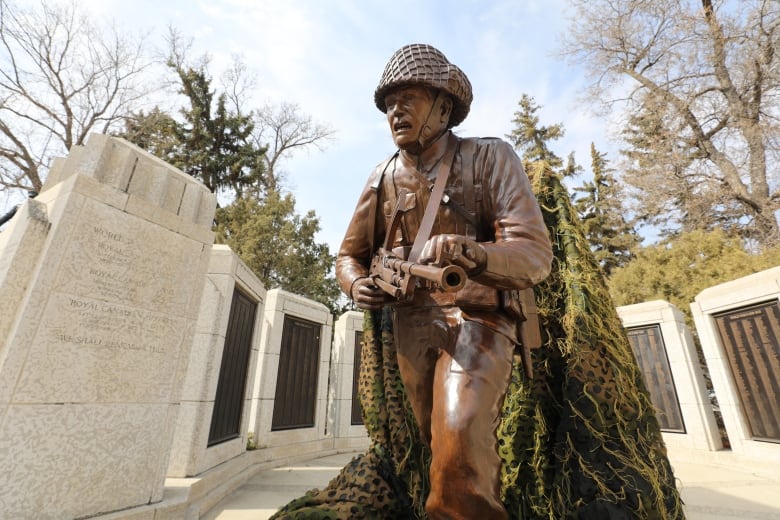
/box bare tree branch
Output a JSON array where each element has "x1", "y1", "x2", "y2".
[
  {"x1": 561, "y1": 0, "x2": 780, "y2": 246},
  {"x1": 0, "y1": 0, "x2": 156, "y2": 194},
  {"x1": 252, "y1": 102, "x2": 335, "y2": 192}
]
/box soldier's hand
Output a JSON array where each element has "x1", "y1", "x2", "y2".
[
  {"x1": 351, "y1": 277, "x2": 390, "y2": 310},
  {"x1": 419, "y1": 234, "x2": 487, "y2": 275}
]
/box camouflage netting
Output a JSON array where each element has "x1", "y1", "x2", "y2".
[{"x1": 271, "y1": 163, "x2": 685, "y2": 519}]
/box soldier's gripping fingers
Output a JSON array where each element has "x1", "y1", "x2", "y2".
[
  {"x1": 459, "y1": 236, "x2": 487, "y2": 274},
  {"x1": 420, "y1": 234, "x2": 487, "y2": 274},
  {"x1": 419, "y1": 234, "x2": 449, "y2": 265},
  {"x1": 351, "y1": 277, "x2": 388, "y2": 310}
]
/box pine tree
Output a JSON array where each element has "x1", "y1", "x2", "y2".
[
  {"x1": 122, "y1": 64, "x2": 266, "y2": 198},
  {"x1": 119, "y1": 48, "x2": 341, "y2": 312},
  {"x1": 507, "y1": 94, "x2": 579, "y2": 176},
  {"x1": 170, "y1": 64, "x2": 266, "y2": 197},
  {"x1": 215, "y1": 192, "x2": 342, "y2": 313},
  {"x1": 121, "y1": 108, "x2": 180, "y2": 165},
  {"x1": 574, "y1": 144, "x2": 641, "y2": 276}
]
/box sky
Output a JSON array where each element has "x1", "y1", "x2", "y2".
[{"x1": 75, "y1": 0, "x2": 613, "y2": 253}]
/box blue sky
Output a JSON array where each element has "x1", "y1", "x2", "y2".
[{"x1": 80, "y1": 0, "x2": 613, "y2": 252}]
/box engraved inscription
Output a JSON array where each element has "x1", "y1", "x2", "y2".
[
  {"x1": 50, "y1": 296, "x2": 178, "y2": 355},
  {"x1": 13, "y1": 199, "x2": 205, "y2": 403},
  {"x1": 54, "y1": 200, "x2": 203, "y2": 312}
]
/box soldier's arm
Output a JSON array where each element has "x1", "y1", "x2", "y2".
[{"x1": 471, "y1": 139, "x2": 552, "y2": 290}]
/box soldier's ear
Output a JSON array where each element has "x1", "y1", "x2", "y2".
[{"x1": 440, "y1": 96, "x2": 454, "y2": 124}]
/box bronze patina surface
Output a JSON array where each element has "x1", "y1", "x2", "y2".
[{"x1": 272, "y1": 44, "x2": 683, "y2": 520}]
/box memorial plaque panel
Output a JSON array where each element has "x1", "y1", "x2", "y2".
[
  {"x1": 272, "y1": 315, "x2": 321, "y2": 430},
  {"x1": 351, "y1": 330, "x2": 364, "y2": 425},
  {"x1": 626, "y1": 325, "x2": 685, "y2": 432},
  {"x1": 714, "y1": 300, "x2": 780, "y2": 442}
]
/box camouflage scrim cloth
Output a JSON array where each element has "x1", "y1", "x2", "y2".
[{"x1": 271, "y1": 164, "x2": 685, "y2": 520}]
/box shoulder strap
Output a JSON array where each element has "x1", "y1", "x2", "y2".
[
  {"x1": 367, "y1": 152, "x2": 398, "y2": 254},
  {"x1": 407, "y1": 137, "x2": 458, "y2": 263}
]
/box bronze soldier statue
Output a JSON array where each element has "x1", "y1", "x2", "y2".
[{"x1": 336, "y1": 43, "x2": 553, "y2": 519}]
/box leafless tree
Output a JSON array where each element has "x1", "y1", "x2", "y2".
[
  {"x1": 560, "y1": 0, "x2": 780, "y2": 246},
  {"x1": 203, "y1": 47, "x2": 335, "y2": 196},
  {"x1": 252, "y1": 102, "x2": 335, "y2": 193},
  {"x1": 0, "y1": 0, "x2": 155, "y2": 194}
]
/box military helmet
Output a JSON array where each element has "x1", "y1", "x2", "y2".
[{"x1": 374, "y1": 44, "x2": 473, "y2": 128}]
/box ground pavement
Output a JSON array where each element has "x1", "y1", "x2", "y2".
[{"x1": 202, "y1": 451, "x2": 780, "y2": 520}]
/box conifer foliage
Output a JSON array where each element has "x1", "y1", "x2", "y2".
[
  {"x1": 574, "y1": 144, "x2": 641, "y2": 275},
  {"x1": 122, "y1": 39, "x2": 340, "y2": 311}
]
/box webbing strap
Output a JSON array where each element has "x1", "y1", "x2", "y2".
[{"x1": 407, "y1": 137, "x2": 458, "y2": 262}]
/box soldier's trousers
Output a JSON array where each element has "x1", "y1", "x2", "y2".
[{"x1": 392, "y1": 305, "x2": 514, "y2": 520}]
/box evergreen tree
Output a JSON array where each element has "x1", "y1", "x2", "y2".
[
  {"x1": 574, "y1": 143, "x2": 641, "y2": 275},
  {"x1": 608, "y1": 229, "x2": 780, "y2": 326},
  {"x1": 169, "y1": 64, "x2": 266, "y2": 197},
  {"x1": 119, "y1": 45, "x2": 341, "y2": 313},
  {"x1": 215, "y1": 192, "x2": 342, "y2": 313},
  {"x1": 121, "y1": 108, "x2": 181, "y2": 165},
  {"x1": 507, "y1": 94, "x2": 579, "y2": 176},
  {"x1": 122, "y1": 64, "x2": 265, "y2": 198}
]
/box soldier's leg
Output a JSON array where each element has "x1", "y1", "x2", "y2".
[
  {"x1": 425, "y1": 316, "x2": 514, "y2": 520},
  {"x1": 392, "y1": 307, "x2": 447, "y2": 445}
]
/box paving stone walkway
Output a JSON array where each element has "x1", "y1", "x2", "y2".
[{"x1": 202, "y1": 451, "x2": 780, "y2": 520}]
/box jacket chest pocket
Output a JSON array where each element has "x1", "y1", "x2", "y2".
[{"x1": 383, "y1": 192, "x2": 417, "y2": 245}]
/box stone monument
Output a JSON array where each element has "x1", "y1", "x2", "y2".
[{"x1": 0, "y1": 134, "x2": 216, "y2": 519}]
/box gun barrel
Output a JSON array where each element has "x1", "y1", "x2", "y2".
[{"x1": 385, "y1": 257, "x2": 467, "y2": 292}]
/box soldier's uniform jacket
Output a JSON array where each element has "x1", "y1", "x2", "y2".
[{"x1": 336, "y1": 132, "x2": 552, "y2": 341}]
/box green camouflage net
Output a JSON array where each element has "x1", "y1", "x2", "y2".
[{"x1": 271, "y1": 163, "x2": 684, "y2": 519}]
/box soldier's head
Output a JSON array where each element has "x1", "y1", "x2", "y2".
[{"x1": 375, "y1": 44, "x2": 472, "y2": 152}]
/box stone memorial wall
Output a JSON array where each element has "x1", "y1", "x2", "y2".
[
  {"x1": 617, "y1": 300, "x2": 722, "y2": 454},
  {"x1": 691, "y1": 267, "x2": 780, "y2": 465},
  {"x1": 248, "y1": 289, "x2": 334, "y2": 459},
  {"x1": 0, "y1": 134, "x2": 216, "y2": 519},
  {"x1": 168, "y1": 244, "x2": 266, "y2": 478},
  {"x1": 331, "y1": 310, "x2": 370, "y2": 450},
  {"x1": 3, "y1": 134, "x2": 775, "y2": 518}
]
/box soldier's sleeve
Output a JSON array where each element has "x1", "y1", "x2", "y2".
[
  {"x1": 335, "y1": 166, "x2": 386, "y2": 297},
  {"x1": 472, "y1": 139, "x2": 553, "y2": 290}
]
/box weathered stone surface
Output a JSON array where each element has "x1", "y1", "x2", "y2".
[
  {"x1": 0, "y1": 134, "x2": 215, "y2": 519},
  {"x1": 331, "y1": 311, "x2": 370, "y2": 450},
  {"x1": 167, "y1": 246, "x2": 267, "y2": 478}
]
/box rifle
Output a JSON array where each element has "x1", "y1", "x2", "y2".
[
  {"x1": 369, "y1": 248, "x2": 468, "y2": 301},
  {"x1": 369, "y1": 247, "x2": 466, "y2": 301}
]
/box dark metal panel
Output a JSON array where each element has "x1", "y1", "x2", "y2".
[
  {"x1": 272, "y1": 315, "x2": 321, "y2": 430},
  {"x1": 714, "y1": 300, "x2": 780, "y2": 443},
  {"x1": 626, "y1": 324, "x2": 686, "y2": 433},
  {"x1": 351, "y1": 331, "x2": 364, "y2": 425},
  {"x1": 208, "y1": 288, "x2": 257, "y2": 446}
]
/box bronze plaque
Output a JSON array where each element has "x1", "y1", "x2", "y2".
[
  {"x1": 208, "y1": 288, "x2": 257, "y2": 446},
  {"x1": 351, "y1": 331, "x2": 364, "y2": 425},
  {"x1": 714, "y1": 300, "x2": 780, "y2": 443},
  {"x1": 272, "y1": 315, "x2": 321, "y2": 430},
  {"x1": 626, "y1": 324, "x2": 685, "y2": 433}
]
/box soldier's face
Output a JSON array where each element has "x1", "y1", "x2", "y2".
[{"x1": 384, "y1": 86, "x2": 442, "y2": 152}]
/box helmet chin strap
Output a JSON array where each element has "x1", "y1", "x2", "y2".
[{"x1": 416, "y1": 91, "x2": 448, "y2": 150}]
